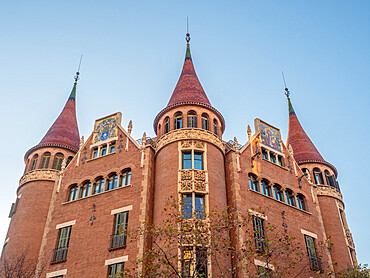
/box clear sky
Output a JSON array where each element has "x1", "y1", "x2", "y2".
[{"x1": 0, "y1": 0, "x2": 369, "y2": 264}]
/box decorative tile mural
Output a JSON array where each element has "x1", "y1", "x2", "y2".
[
  {"x1": 260, "y1": 123, "x2": 282, "y2": 152},
  {"x1": 93, "y1": 116, "x2": 117, "y2": 144}
]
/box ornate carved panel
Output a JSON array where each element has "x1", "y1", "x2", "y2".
[
  {"x1": 181, "y1": 170, "x2": 192, "y2": 180},
  {"x1": 194, "y1": 181, "x2": 206, "y2": 191},
  {"x1": 194, "y1": 170, "x2": 206, "y2": 181},
  {"x1": 19, "y1": 169, "x2": 58, "y2": 187},
  {"x1": 181, "y1": 180, "x2": 193, "y2": 191},
  {"x1": 157, "y1": 129, "x2": 224, "y2": 153},
  {"x1": 181, "y1": 140, "x2": 192, "y2": 148},
  {"x1": 316, "y1": 185, "x2": 343, "y2": 201}
]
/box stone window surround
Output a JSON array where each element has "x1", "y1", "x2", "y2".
[
  {"x1": 89, "y1": 138, "x2": 117, "y2": 160},
  {"x1": 300, "y1": 229, "x2": 318, "y2": 239},
  {"x1": 111, "y1": 205, "x2": 133, "y2": 215},
  {"x1": 46, "y1": 269, "x2": 67, "y2": 278},
  {"x1": 254, "y1": 258, "x2": 275, "y2": 271},
  {"x1": 105, "y1": 255, "x2": 128, "y2": 266},
  {"x1": 56, "y1": 220, "x2": 76, "y2": 230},
  {"x1": 248, "y1": 209, "x2": 267, "y2": 220},
  {"x1": 261, "y1": 146, "x2": 286, "y2": 168}
]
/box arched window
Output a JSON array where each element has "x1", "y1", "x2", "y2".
[
  {"x1": 174, "y1": 112, "x2": 183, "y2": 130},
  {"x1": 248, "y1": 174, "x2": 259, "y2": 192},
  {"x1": 52, "y1": 153, "x2": 64, "y2": 170},
  {"x1": 201, "y1": 113, "x2": 209, "y2": 130},
  {"x1": 30, "y1": 154, "x2": 38, "y2": 171},
  {"x1": 120, "y1": 169, "x2": 131, "y2": 187},
  {"x1": 79, "y1": 181, "x2": 91, "y2": 198},
  {"x1": 164, "y1": 117, "x2": 170, "y2": 134},
  {"x1": 285, "y1": 189, "x2": 296, "y2": 207},
  {"x1": 40, "y1": 152, "x2": 51, "y2": 169},
  {"x1": 68, "y1": 185, "x2": 78, "y2": 201},
  {"x1": 213, "y1": 119, "x2": 218, "y2": 135},
  {"x1": 297, "y1": 194, "x2": 306, "y2": 211},
  {"x1": 107, "y1": 173, "x2": 118, "y2": 191},
  {"x1": 273, "y1": 184, "x2": 284, "y2": 202},
  {"x1": 313, "y1": 168, "x2": 324, "y2": 185},
  {"x1": 324, "y1": 170, "x2": 335, "y2": 186},
  {"x1": 261, "y1": 179, "x2": 272, "y2": 197},
  {"x1": 93, "y1": 177, "x2": 105, "y2": 195},
  {"x1": 187, "y1": 111, "x2": 197, "y2": 128},
  {"x1": 66, "y1": 156, "x2": 73, "y2": 167}
]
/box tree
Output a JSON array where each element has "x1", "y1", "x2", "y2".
[
  {"x1": 123, "y1": 196, "x2": 332, "y2": 278},
  {"x1": 339, "y1": 264, "x2": 370, "y2": 278},
  {"x1": 0, "y1": 250, "x2": 45, "y2": 278}
]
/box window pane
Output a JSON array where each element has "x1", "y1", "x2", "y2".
[
  {"x1": 109, "y1": 144, "x2": 116, "y2": 153},
  {"x1": 183, "y1": 194, "x2": 192, "y2": 219},
  {"x1": 262, "y1": 149, "x2": 269, "y2": 160},
  {"x1": 182, "y1": 247, "x2": 194, "y2": 277},
  {"x1": 194, "y1": 153, "x2": 203, "y2": 170},
  {"x1": 195, "y1": 195, "x2": 205, "y2": 219},
  {"x1": 182, "y1": 153, "x2": 192, "y2": 169}
]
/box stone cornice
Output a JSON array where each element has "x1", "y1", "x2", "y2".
[
  {"x1": 18, "y1": 169, "x2": 59, "y2": 190},
  {"x1": 156, "y1": 129, "x2": 225, "y2": 154},
  {"x1": 316, "y1": 185, "x2": 343, "y2": 202}
]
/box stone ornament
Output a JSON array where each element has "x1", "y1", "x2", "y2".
[
  {"x1": 194, "y1": 181, "x2": 206, "y2": 191},
  {"x1": 194, "y1": 170, "x2": 206, "y2": 181},
  {"x1": 181, "y1": 140, "x2": 192, "y2": 148},
  {"x1": 181, "y1": 181, "x2": 192, "y2": 191},
  {"x1": 316, "y1": 185, "x2": 343, "y2": 201},
  {"x1": 181, "y1": 170, "x2": 192, "y2": 180},
  {"x1": 157, "y1": 129, "x2": 224, "y2": 153},
  {"x1": 19, "y1": 169, "x2": 58, "y2": 186}
]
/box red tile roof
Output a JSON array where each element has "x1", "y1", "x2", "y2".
[{"x1": 166, "y1": 44, "x2": 211, "y2": 107}]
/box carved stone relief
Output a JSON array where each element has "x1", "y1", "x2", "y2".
[
  {"x1": 194, "y1": 170, "x2": 206, "y2": 181},
  {"x1": 19, "y1": 169, "x2": 58, "y2": 187},
  {"x1": 316, "y1": 185, "x2": 343, "y2": 201}
]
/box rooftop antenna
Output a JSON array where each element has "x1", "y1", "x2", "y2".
[
  {"x1": 186, "y1": 16, "x2": 190, "y2": 43},
  {"x1": 75, "y1": 54, "x2": 83, "y2": 83},
  {"x1": 282, "y1": 71, "x2": 290, "y2": 98}
]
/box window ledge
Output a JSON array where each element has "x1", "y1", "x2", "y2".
[
  {"x1": 248, "y1": 189, "x2": 312, "y2": 215},
  {"x1": 62, "y1": 184, "x2": 132, "y2": 205},
  {"x1": 262, "y1": 158, "x2": 288, "y2": 171},
  {"x1": 86, "y1": 152, "x2": 116, "y2": 162}
]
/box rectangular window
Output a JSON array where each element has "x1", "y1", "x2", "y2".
[
  {"x1": 107, "y1": 262, "x2": 125, "y2": 278},
  {"x1": 80, "y1": 182, "x2": 91, "y2": 198},
  {"x1": 270, "y1": 153, "x2": 276, "y2": 164},
  {"x1": 273, "y1": 186, "x2": 284, "y2": 202},
  {"x1": 182, "y1": 247, "x2": 194, "y2": 277},
  {"x1": 110, "y1": 212, "x2": 129, "y2": 249},
  {"x1": 194, "y1": 152, "x2": 203, "y2": 170},
  {"x1": 262, "y1": 148, "x2": 269, "y2": 160},
  {"x1": 52, "y1": 226, "x2": 71, "y2": 263},
  {"x1": 195, "y1": 195, "x2": 205, "y2": 219},
  {"x1": 277, "y1": 156, "x2": 283, "y2": 166},
  {"x1": 101, "y1": 145, "x2": 107, "y2": 156},
  {"x1": 252, "y1": 216, "x2": 265, "y2": 252},
  {"x1": 304, "y1": 235, "x2": 321, "y2": 272},
  {"x1": 182, "y1": 152, "x2": 192, "y2": 170},
  {"x1": 261, "y1": 181, "x2": 272, "y2": 197},
  {"x1": 92, "y1": 148, "x2": 98, "y2": 158},
  {"x1": 196, "y1": 247, "x2": 208, "y2": 277},
  {"x1": 285, "y1": 191, "x2": 296, "y2": 207},
  {"x1": 94, "y1": 179, "x2": 105, "y2": 194},
  {"x1": 183, "y1": 194, "x2": 192, "y2": 219},
  {"x1": 109, "y1": 143, "x2": 116, "y2": 154}
]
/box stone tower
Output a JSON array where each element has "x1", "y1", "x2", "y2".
[
  {"x1": 153, "y1": 33, "x2": 230, "y2": 275},
  {"x1": 286, "y1": 94, "x2": 356, "y2": 272},
  {"x1": 3, "y1": 74, "x2": 80, "y2": 263}
]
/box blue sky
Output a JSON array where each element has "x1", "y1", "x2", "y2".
[{"x1": 0, "y1": 1, "x2": 369, "y2": 264}]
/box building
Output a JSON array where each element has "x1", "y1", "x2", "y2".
[{"x1": 1, "y1": 33, "x2": 356, "y2": 277}]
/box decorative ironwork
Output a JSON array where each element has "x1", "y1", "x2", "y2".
[
  {"x1": 287, "y1": 156, "x2": 293, "y2": 174},
  {"x1": 90, "y1": 203, "x2": 96, "y2": 226},
  {"x1": 251, "y1": 142, "x2": 261, "y2": 168},
  {"x1": 297, "y1": 174, "x2": 306, "y2": 188},
  {"x1": 227, "y1": 140, "x2": 242, "y2": 150},
  {"x1": 109, "y1": 233, "x2": 127, "y2": 250},
  {"x1": 118, "y1": 135, "x2": 124, "y2": 153},
  {"x1": 82, "y1": 147, "x2": 87, "y2": 164},
  {"x1": 51, "y1": 247, "x2": 68, "y2": 264},
  {"x1": 282, "y1": 211, "x2": 287, "y2": 232}
]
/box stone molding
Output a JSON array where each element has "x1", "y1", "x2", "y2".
[
  {"x1": 19, "y1": 169, "x2": 59, "y2": 187},
  {"x1": 316, "y1": 185, "x2": 343, "y2": 201},
  {"x1": 345, "y1": 227, "x2": 355, "y2": 249},
  {"x1": 156, "y1": 129, "x2": 224, "y2": 154}
]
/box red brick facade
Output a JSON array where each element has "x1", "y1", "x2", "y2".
[{"x1": 1, "y1": 40, "x2": 356, "y2": 277}]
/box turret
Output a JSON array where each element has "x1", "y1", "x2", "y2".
[
  {"x1": 286, "y1": 91, "x2": 356, "y2": 272},
  {"x1": 152, "y1": 33, "x2": 231, "y2": 276},
  {"x1": 3, "y1": 72, "x2": 81, "y2": 265}
]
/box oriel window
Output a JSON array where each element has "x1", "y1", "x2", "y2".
[{"x1": 182, "y1": 151, "x2": 204, "y2": 170}]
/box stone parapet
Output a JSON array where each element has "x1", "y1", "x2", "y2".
[
  {"x1": 19, "y1": 169, "x2": 58, "y2": 187},
  {"x1": 156, "y1": 129, "x2": 224, "y2": 154},
  {"x1": 316, "y1": 185, "x2": 343, "y2": 201}
]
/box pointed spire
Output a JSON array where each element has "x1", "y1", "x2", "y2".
[
  {"x1": 286, "y1": 95, "x2": 325, "y2": 164},
  {"x1": 25, "y1": 72, "x2": 80, "y2": 158},
  {"x1": 166, "y1": 32, "x2": 211, "y2": 107}
]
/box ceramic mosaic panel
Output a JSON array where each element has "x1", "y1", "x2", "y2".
[
  {"x1": 93, "y1": 116, "x2": 117, "y2": 144},
  {"x1": 260, "y1": 123, "x2": 281, "y2": 152}
]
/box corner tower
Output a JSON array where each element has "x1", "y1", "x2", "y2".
[
  {"x1": 286, "y1": 91, "x2": 356, "y2": 272},
  {"x1": 3, "y1": 72, "x2": 81, "y2": 263},
  {"x1": 152, "y1": 33, "x2": 231, "y2": 275}
]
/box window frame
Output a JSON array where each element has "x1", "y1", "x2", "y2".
[
  {"x1": 187, "y1": 111, "x2": 197, "y2": 128},
  {"x1": 182, "y1": 151, "x2": 204, "y2": 170},
  {"x1": 119, "y1": 169, "x2": 131, "y2": 187},
  {"x1": 174, "y1": 113, "x2": 183, "y2": 130},
  {"x1": 79, "y1": 181, "x2": 91, "y2": 198},
  {"x1": 252, "y1": 216, "x2": 265, "y2": 252},
  {"x1": 106, "y1": 174, "x2": 118, "y2": 191},
  {"x1": 52, "y1": 153, "x2": 64, "y2": 170},
  {"x1": 68, "y1": 185, "x2": 78, "y2": 201},
  {"x1": 285, "y1": 189, "x2": 296, "y2": 207},
  {"x1": 249, "y1": 174, "x2": 260, "y2": 192},
  {"x1": 40, "y1": 152, "x2": 51, "y2": 169},
  {"x1": 30, "y1": 154, "x2": 39, "y2": 171}
]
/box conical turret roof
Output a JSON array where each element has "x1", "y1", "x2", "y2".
[
  {"x1": 25, "y1": 77, "x2": 80, "y2": 158},
  {"x1": 287, "y1": 97, "x2": 325, "y2": 163},
  {"x1": 166, "y1": 43, "x2": 211, "y2": 107}
]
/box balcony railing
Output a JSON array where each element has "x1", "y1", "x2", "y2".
[
  {"x1": 109, "y1": 233, "x2": 127, "y2": 250},
  {"x1": 308, "y1": 255, "x2": 322, "y2": 272},
  {"x1": 51, "y1": 247, "x2": 68, "y2": 264}
]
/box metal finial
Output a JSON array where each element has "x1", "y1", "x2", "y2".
[
  {"x1": 282, "y1": 71, "x2": 290, "y2": 98},
  {"x1": 75, "y1": 54, "x2": 83, "y2": 83},
  {"x1": 186, "y1": 17, "x2": 190, "y2": 43}
]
